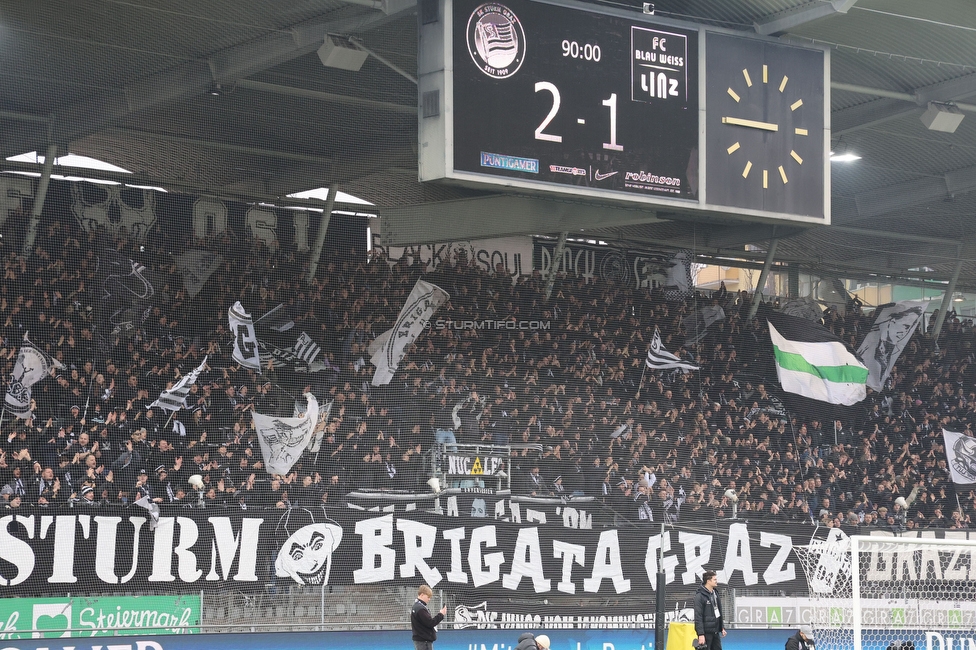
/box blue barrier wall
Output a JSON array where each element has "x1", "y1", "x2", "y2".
[{"x1": 0, "y1": 628, "x2": 966, "y2": 650}]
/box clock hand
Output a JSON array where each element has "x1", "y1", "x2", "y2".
[{"x1": 722, "y1": 116, "x2": 779, "y2": 132}]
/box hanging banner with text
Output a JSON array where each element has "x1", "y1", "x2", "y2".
[{"x1": 0, "y1": 507, "x2": 973, "y2": 598}]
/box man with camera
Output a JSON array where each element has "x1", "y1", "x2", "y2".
[
  {"x1": 785, "y1": 625, "x2": 815, "y2": 650},
  {"x1": 694, "y1": 571, "x2": 727, "y2": 650}
]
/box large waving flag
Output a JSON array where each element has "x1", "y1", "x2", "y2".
[
  {"x1": 369, "y1": 280, "x2": 449, "y2": 386},
  {"x1": 768, "y1": 312, "x2": 867, "y2": 406},
  {"x1": 646, "y1": 327, "x2": 699, "y2": 372},
  {"x1": 4, "y1": 333, "x2": 64, "y2": 418},
  {"x1": 856, "y1": 300, "x2": 926, "y2": 391},
  {"x1": 942, "y1": 429, "x2": 976, "y2": 490},
  {"x1": 150, "y1": 356, "x2": 208, "y2": 412}
]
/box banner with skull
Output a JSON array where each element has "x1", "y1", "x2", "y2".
[
  {"x1": 253, "y1": 392, "x2": 319, "y2": 475},
  {"x1": 71, "y1": 183, "x2": 157, "y2": 240}
]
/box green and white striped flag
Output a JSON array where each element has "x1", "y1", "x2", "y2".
[{"x1": 768, "y1": 313, "x2": 868, "y2": 406}]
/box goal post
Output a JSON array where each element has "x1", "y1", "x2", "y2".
[{"x1": 796, "y1": 533, "x2": 976, "y2": 650}]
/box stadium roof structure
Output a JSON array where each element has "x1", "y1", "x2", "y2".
[{"x1": 2, "y1": 0, "x2": 976, "y2": 289}]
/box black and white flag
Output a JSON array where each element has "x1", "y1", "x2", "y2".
[
  {"x1": 780, "y1": 297, "x2": 824, "y2": 323},
  {"x1": 943, "y1": 429, "x2": 976, "y2": 490},
  {"x1": 93, "y1": 247, "x2": 155, "y2": 351},
  {"x1": 662, "y1": 250, "x2": 694, "y2": 300},
  {"x1": 681, "y1": 305, "x2": 725, "y2": 346},
  {"x1": 646, "y1": 327, "x2": 699, "y2": 372},
  {"x1": 254, "y1": 393, "x2": 319, "y2": 475},
  {"x1": 229, "y1": 302, "x2": 262, "y2": 372},
  {"x1": 149, "y1": 356, "x2": 208, "y2": 412},
  {"x1": 856, "y1": 300, "x2": 925, "y2": 391},
  {"x1": 4, "y1": 333, "x2": 64, "y2": 418},
  {"x1": 293, "y1": 332, "x2": 321, "y2": 366},
  {"x1": 294, "y1": 397, "x2": 334, "y2": 453},
  {"x1": 174, "y1": 250, "x2": 223, "y2": 298},
  {"x1": 369, "y1": 280, "x2": 449, "y2": 386}
]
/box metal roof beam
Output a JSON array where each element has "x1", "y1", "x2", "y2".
[
  {"x1": 754, "y1": 0, "x2": 859, "y2": 36},
  {"x1": 0, "y1": 7, "x2": 415, "y2": 157},
  {"x1": 831, "y1": 162, "x2": 976, "y2": 224},
  {"x1": 831, "y1": 72, "x2": 976, "y2": 135}
]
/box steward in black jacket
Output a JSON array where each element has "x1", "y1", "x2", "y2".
[{"x1": 693, "y1": 571, "x2": 726, "y2": 650}]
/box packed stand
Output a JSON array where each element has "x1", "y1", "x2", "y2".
[{"x1": 0, "y1": 218, "x2": 974, "y2": 532}]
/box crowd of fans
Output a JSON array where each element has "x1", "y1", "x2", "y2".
[{"x1": 1, "y1": 213, "x2": 976, "y2": 533}]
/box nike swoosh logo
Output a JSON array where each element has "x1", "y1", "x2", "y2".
[{"x1": 594, "y1": 170, "x2": 618, "y2": 181}]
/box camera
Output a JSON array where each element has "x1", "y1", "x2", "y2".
[{"x1": 642, "y1": 3, "x2": 655, "y2": 14}]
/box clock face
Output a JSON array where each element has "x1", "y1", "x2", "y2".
[{"x1": 705, "y1": 33, "x2": 825, "y2": 218}]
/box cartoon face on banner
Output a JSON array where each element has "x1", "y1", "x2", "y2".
[
  {"x1": 71, "y1": 184, "x2": 157, "y2": 240},
  {"x1": 274, "y1": 508, "x2": 343, "y2": 586}
]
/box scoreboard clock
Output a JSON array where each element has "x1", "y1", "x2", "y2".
[
  {"x1": 417, "y1": 0, "x2": 829, "y2": 224},
  {"x1": 704, "y1": 32, "x2": 826, "y2": 218}
]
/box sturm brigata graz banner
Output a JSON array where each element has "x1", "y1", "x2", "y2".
[{"x1": 0, "y1": 507, "x2": 973, "y2": 597}]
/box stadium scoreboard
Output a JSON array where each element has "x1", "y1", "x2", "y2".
[{"x1": 418, "y1": 0, "x2": 830, "y2": 224}]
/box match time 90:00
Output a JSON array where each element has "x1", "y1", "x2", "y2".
[{"x1": 562, "y1": 40, "x2": 601, "y2": 62}]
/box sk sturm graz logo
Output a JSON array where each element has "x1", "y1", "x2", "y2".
[
  {"x1": 467, "y1": 3, "x2": 525, "y2": 79},
  {"x1": 952, "y1": 435, "x2": 976, "y2": 482},
  {"x1": 600, "y1": 251, "x2": 630, "y2": 286}
]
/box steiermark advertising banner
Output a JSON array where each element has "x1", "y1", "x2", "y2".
[{"x1": 0, "y1": 595, "x2": 200, "y2": 639}]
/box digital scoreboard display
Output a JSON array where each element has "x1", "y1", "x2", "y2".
[
  {"x1": 417, "y1": 0, "x2": 830, "y2": 223},
  {"x1": 450, "y1": 0, "x2": 700, "y2": 201}
]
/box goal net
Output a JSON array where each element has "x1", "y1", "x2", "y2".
[{"x1": 794, "y1": 533, "x2": 976, "y2": 650}]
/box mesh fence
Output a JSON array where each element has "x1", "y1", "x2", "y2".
[{"x1": 3, "y1": 0, "x2": 976, "y2": 641}]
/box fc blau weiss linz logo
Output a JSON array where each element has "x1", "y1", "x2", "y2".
[
  {"x1": 631, "y1": 26, "x2": 688, "y2": 104},
  {"x1": 467, "y1": 3, "x2": 526, "y2": 79}
]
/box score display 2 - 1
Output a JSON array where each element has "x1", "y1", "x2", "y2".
[{"x1": 452, "y1": 0, "x2": 699, "y2": 200}]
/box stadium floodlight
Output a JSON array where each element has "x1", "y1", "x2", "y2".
[{"x1": 795, "y1": 534, "x2": 976, "y2": 650}]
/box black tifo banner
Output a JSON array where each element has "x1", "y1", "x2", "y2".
[
  {"x1": 5, "y1": 504, "x2": 955, "y2": 599},
  {"x1": 533, "y1": 238, "x2": 675, "y2": 291},
  {"x1": 345, "y1": 492, "x2": 613, "y2": 528},
  {"x1": 0, "y1": 176, "x2": 368, "y2": 252}
]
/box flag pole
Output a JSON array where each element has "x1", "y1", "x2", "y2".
[
  {"x1": 163, "y1": 409, "x2": 177, "y2": 429},
  {"x1": 635, "y1": 363, "x2": 648, "y2": 401}
]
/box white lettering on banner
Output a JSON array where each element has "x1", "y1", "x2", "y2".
[
  {"x1": 502, "y1": 528, "x2": 551, "y2": 592},
  {"x1": 644, "y1": 532, "x2": 679, "y2": 587},
  {"x1": 245, "y1": 206, "x2": 277, "y2": 246},
  {"x1": 679, "y1": 532, "x2": 712, "y2": 585},
  {"x1": 447, "y1": 455, "x2": 505, "y2": 476},
  {"x1": 552, "y1": 540, "x2": 586, "y2": 594},
  {"x1": 583, "y1": 530, "x2": 630, "y2": 593},
  {"x1": 206, "y1": 517, "x2": 261, "y2": 582},
  {"x1": 469, "y1": 526, "x2": 504, "y2": 588},
  {"x1": 558, "y1": 507, "x2": 592, "y2": 530},
  {"x1": 443, "y1": 527, "x2": 469, "y2": 584},
  {"x1": 0, "y1": 515, "x2": 35, "y2": 586},
  {"x1": 374, "y1": 235, "x2": 532, "y2": 277},
  {"x1": 191, "y1": 196, "x2": 228, "y2": 239},
  {"x1": 397, "y1": 519, "x2": 442, "y2": 586},
  {"x1": 759, "y1": 531, "x2": 796, "y2": 584},
  {"x1": 354, "y1": 514, "x2": 396, "y2": 583},
  {"x1": 94, "y1": 515, "x2": 145, "y2": 584},
  {"x1": 718, "y1": 523, "x2": 759, "y2": 586},
  {"x1": 0, "y1": 177, "x2": 33, "y2": 227}
]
